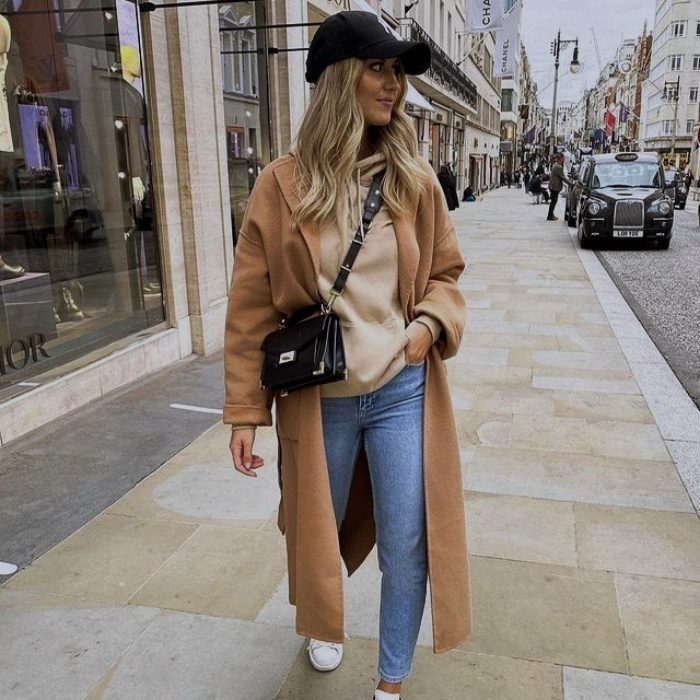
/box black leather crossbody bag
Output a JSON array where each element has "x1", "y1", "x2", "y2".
[{"x1": 260, "y1": 171, "x2": 385, "y2": 395}]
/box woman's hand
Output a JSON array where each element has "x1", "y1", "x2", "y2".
[
  {"x1": 230, "y1": 428, "x2": 265, "y2": 477},
  {"x1": 404, "y1": 323, "x2": 433, "y2": 365}
]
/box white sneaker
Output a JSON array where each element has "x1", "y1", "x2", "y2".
[{"x1": 307, "y1": 638, "x2": 343, "y2": 672}]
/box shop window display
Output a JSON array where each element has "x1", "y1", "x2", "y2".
[{"x1": 0, "y1": 0, "x2": 163, "y2": 394}]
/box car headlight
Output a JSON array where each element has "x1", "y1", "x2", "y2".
[
  {"x1": 587, "y1": 199, "x2": 607, "y2": 216},
  {"x1": 650, "y1": 199, "x2": 672, "y2": 215}
]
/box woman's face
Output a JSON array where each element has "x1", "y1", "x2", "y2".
[{"x1": 356, "y1": 58, "x2": 401, "y2": 128}]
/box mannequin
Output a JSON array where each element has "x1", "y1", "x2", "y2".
[
  {"x1": 0, "y1": 15, "x2": 23, "y2": 282},
  {"x1": 0, "y1": 15, "x2": 13, "y2": 153}
]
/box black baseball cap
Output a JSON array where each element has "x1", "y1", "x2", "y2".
[{"x1": 305, "y1": 11, "x2": 431, "y2": 83}]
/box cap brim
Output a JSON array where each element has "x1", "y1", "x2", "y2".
[{"x1": 356, "y1": 40, "x2": 431, "y2": 75}]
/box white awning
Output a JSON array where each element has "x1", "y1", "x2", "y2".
[{"x1": 406, "y1": 83, "x2": 433, "y2": 111}]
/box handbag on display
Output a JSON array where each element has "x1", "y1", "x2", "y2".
[{"x1": 259, "y1": 170, "x2": 385, "y2": 395}]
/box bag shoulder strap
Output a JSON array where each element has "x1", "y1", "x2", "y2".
[{"x1": 327, "y1": 170, "x2": 385, "y2": 308}]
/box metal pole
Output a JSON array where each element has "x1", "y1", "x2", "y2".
[
  {"x1": 671, "y1": 78, "x2": 679, "y2": 164},
  {"x1": 550, "y1": 31, "x2": 560, "y2": 157},
  {"x1": 255, "y1": 1, "x2": 273, "y2": 165}
]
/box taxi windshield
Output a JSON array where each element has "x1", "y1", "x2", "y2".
[{"x1": 591, "y1": 162, "x2": 662, "y2": 188}]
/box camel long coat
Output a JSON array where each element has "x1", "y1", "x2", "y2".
[{"x1": 223, "y1": 154, "x2": 471, "y2": 653}]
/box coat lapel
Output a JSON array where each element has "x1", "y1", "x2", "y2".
[{"x1": 272, "y1": 156, "x2": 321, "y2": 280}]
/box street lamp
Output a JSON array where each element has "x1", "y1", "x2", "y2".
[
  {"x1": 549, "y1": 30, "x2": 580, "y2": 156},
  {"x1": 663, "y1": 77, "x2": 680, "y2": 164}
]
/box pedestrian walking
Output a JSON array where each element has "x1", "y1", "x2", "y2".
[
  {"x1": 437, "y1": 164, "x2": 460, "y2": 210},
  {"x1": 546, "y1": 152, "x2": 571, "y2": 221},
  {"x1": 223, "y1": 11, "x2": 470, "y2": 700}
]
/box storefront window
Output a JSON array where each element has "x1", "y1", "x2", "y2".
[
  {"x1": 0, "y1": 0, "x2": 163, "y2": 395},
  {"x1": 219, "y1": 1, "x2": 262, "y2": 244}
]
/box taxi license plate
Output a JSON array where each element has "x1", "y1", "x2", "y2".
[{"x1": 613, "y1": 229, "x2": 643, "y2": 238}]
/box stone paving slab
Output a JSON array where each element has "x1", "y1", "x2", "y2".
[
  {"x1": 464, "y1": 492, "x2": 577, "y2": 566},
  {"x1": 615, "y1": 574, "x2": 700, "y2": 685},
  {"x1": 575, "y1": 504, "x2": 700, "y2": 581},
  {"x1": 466, "y1": 445, "x2": 695, "y2": 512},
  {"x1": 5, "y1": 515, "x2": 198, "y2": 604},
  {"x1": 460, "y1": 557, "x2": 628, "y2": 673},
  {"x1": 0, "y1": 598, "x2": 160, "y2": 700},
  {"x1": 563, "y1": 668, "x2": 700, "y2": 700}
]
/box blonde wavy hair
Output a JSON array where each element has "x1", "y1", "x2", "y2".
[{"x1": 292, "y1": 57, "x2": 425, "y2": 228}]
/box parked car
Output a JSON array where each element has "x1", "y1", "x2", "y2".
[
  {"x1": 664, "y1": 167, "x2": 688, "y2": 209},
  {"x1": 569, "y1": 152, "x2": 674, "y2": 250}
]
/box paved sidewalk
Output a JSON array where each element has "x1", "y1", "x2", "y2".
[{"x1": 2, "y1": 186, "x2": 700, "y2": 699}]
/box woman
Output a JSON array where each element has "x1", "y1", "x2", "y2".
[{"x1": 224, "y1": 11, "x2": 470, "y2": 700}]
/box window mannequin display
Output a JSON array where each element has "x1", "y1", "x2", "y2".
[
  {"x1": 0, "y1": 15, "x2": 25, "y2": 285},
  {"x1": 16, "y1": 96, "x2": 85, "y2": 322},
  {"x1": 0, "y1": 15, "x2": 14, "y2": 153}
]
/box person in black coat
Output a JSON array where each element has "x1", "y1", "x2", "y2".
[{"x1": 438, "y1": 164, "x2": 460, "y2": 211}]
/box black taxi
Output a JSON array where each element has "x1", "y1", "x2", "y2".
[{"x1": 569, "y1": 152, "x2": 674, "y2": 250}]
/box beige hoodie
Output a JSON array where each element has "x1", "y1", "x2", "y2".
[{"x1": 318, "y1": 153, "x2": 441, "y2": 397}]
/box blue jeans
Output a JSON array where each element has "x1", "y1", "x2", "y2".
[{"x1": 321, "y1": 363, "x2": 427, "y2": 684}]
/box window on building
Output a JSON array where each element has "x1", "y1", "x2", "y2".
[
  {"x1": 671, "y1": 20, "x2": 686, "y2": 37},
  {"x1": 696, "y1": 21, "x2": 700, "y2": 36},
  {"x1": 221, "y1": 33, "x2": 235, "y2": 93},
  {"x1": 668, "y1": 54, "x2": 683, "y2": 71},
  {"x1": 661, "y1": 119, "x2": 674, "y2": 135},
  {"x1": 227, "y1": 127, "x2": 244, "y2": 159},
  {"x1": 241, "y1": 39, "x2": 252, "y2": 94},
  {"x1": 219, "y1": 3, "x2": 261, "y2": 247},
  {"x1": 690, "y1": 87, "x2": 699, "y2": 103},
  {"x1": 502, "y1": 89, "x2": 514, "y2": 113},
  {"x1": 687, "y1": 120, "x2": 695, "y2": 134},
  {"x1": 664, "y1": 82, "x2": 679, "y2": 101},
  {"x1": 693, "y1": 55, "x2": 700, "y2": 71},
  {"x1": 483, "y1": 47, "x2": 493, "y2": 77}
]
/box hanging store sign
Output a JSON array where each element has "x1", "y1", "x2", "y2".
[
  {"x1": 494, "y1": 4, "x2": 519, "y2": 79},
  {"x1": 468, "y1": 0, "x2": 503, "y2": 33}
]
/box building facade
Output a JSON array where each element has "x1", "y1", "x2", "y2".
[{"x1": 642, "y1": 0, "x2": 700, "y2": 167}]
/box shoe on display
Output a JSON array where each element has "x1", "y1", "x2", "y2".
[
  {"x1": 0, "y1": 256, "x2": 25, "y2": 280},
  {"x1": 57, "y1": 286, "x2": 85, "y2": 322},
  {"x1": 307, "y1": 639, "x2": 343, "y2": 672},
  {"x1": 142, "y1": 280, "x2": 162, "y2": 295}
]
